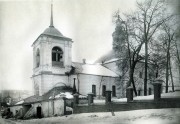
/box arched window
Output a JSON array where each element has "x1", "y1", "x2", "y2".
[
  {"x1": 36, "y1": 49, "x2": 40, "y2": 67},
  {"x1": 52, "y1": 47, "x2": 63, "y2": 66}
]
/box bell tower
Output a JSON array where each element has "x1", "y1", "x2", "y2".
[{"x1": 32, "y1": 2, "x2": 73, "y2": 96}]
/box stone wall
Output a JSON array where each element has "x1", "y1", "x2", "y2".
[
  {"x1": 10, "y1": 105, "x2": 23, "y2": 116},
  {"x1": 73, "y1": 85, "x2": 180, "y2": 114},
  {"x1": 9, "y1": 98, "x2": 64, "y2": 118},
  {"x1": 66, "y1": 98, "x2": 88, "y2": 107},
  {"x1": 73, "y1": 100, "x2": 180, "y2": 114}
]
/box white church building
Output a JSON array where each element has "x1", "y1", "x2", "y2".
[{"x1": 32, "y1": 3, "x2": 119, "y2": 98}]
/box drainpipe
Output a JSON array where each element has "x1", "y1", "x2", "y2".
[
  {"x1": 73, "y1": 78, "x2": 77, "y2": 94},
  {"x1": 52, "y1": 88, "x2": 55, "y2": 115},
  {"x1": 77, "y1": 74, "x2": 80, "y2": 93}
]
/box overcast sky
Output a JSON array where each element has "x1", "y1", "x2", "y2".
[
  {"x1": 0, "y1": 0, "x2": 178, "y2": 92},
  {"x1": 0, "y1": 0, "x2": 137, "y2": 92}
]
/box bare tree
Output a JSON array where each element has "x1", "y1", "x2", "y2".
[
  {"x1": 113, "y1": 13, "x2": 145, "y2": 96},
  {"x1": 160, "y1": 21, "x2": 177, "y2": 92},
  {"x1": 113, "y1": 0, "x2": 173, "y2": 96},
  {"x1": 169, "y1": 59, "x2": 175, "y2": 92},
  {"x1": 149, "y1": 43, "x2": 166, "y2": 80},
  {"x1": 134, "y1": 0, "x2": 172, "y2": 95},
  {"x1": 175, "y1": 28, "x2": 180, "y2": 83}
]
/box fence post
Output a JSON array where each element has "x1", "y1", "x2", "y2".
[
  {"x1": 126, "y1": 87, "x2": 133, "y2": 102},
  {"x1": 153, "y1": 79, "x2": 163, "y2": 101},
  {"x1": 73, "y1": 93, "x2": 79, "y2": 106},
  {"x1": 105, "y1": 91, "x2": 112, "y2": 104},
  {"x1": 88, "y1": 93, "x2": 94, "y2": 105},
  {"x1": 63, "y1": 97, "x2": 67, "y2": 115}
]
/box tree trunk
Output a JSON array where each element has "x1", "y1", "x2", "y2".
[
  {"x1": 144, "y1": 40, "x2": 148, "y2": 96},
  {"x1": 165, "y1": 53, "x2": 169, "y2": 93},
  {"x1": 165, "y1": 41, "x2": 170, "y2": 93},
  {"x1": 175, "y1": 40, "x2": 180, "y2": 84},
  {"x1": 169, "y1": 57, "x2": 175, "y2": 92},
  {"x1": 178, "y1": 65, "x2": 180, "y2": 84},
  {"x1": 155, "y1": 64, "x2": 159, "y2": 78},
  {"x1": 128, "y1": 63, "x2": 137, "y2": 96}
]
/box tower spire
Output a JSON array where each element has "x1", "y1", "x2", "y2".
[{"x1": 50, "y1": 0, "x2": 54, "y2": 27}]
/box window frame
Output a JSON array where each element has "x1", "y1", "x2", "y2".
[
  {"x1": 102, "y1": 85, "x2": 106, "y2": 97},
  {"x1": 92, "y1": 84, "x2": 96, "y2": 96},
  {"x1": 52, "y1": 46, "x2": 64, "y2": 67},
  {"x1": 112, "y1": 85, "x2": 116, "y2": 97},
  {"x1": 52, "y1": 47, "x2": 63, "y2": 62},
  {"x1": 36, "y1": 48, "x2": 40, "y2": 67}
]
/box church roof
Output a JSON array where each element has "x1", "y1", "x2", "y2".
[
  {"x1": 81, "y1": 64, "x2": 119, "y2": 77},
  {"x1": 42, "y1": 26, "x2": 63, "y2": 37},
  {"x1": 72, "y1": 62, "x2": 119, "y2": 77}
]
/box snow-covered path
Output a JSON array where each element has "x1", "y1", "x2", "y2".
[{"x1": 5, "y1": 108, "x2": 180, "y2": 124}]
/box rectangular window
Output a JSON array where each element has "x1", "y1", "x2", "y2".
[
  {"x1": 92, "y1": 85, "x2": 96, "y2": 96},
  {"x1": 102, "y1": 85, "x2": 106, "y2": 97},
  {"x1": 112, "y1": 85, "x2": 116, "y2": 97}
]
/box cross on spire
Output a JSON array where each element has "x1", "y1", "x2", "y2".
[{"x1": 50, "y1": 0, "x2": 54, "y2": 27}]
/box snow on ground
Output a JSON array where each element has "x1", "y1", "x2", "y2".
[
  {"x1": 134, "y1": 91, "x2": 180, "y2": 100},
  {"x1": 49, "y1": 92, "x2": 87, "y2": 100},
  {"x1": 10, "y1": 108, "x2": 180, "y2": 124},
  {"x1": 79, "y1": 95, "x2": 87, "y2": 99},
  {"x1": 134, "y1": 95, "x2": 153, "y2": 101},
  {"x1": 112, "y1": 98, "x2": 127, "y2": 102},
  {"x1": 55, "y1": 92, "x2": 73, "y2": 99},
  {"x1": 49, "y1": 92, "x2": 74, "y2": 99},
  {"x1": 161, "y1": 91, "x2": 180, "y2": 98}
]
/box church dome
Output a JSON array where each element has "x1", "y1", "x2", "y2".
[{"x1": 42, "y1": 26, "x2": 63, "y2": 37}]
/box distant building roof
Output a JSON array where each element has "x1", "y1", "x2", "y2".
[
  {"x1": 72, "y1": 62, "x2": 119, "y2": 77},
  {"x1": 94, "y1": 50, "x2": 117, "y2": 64}
]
